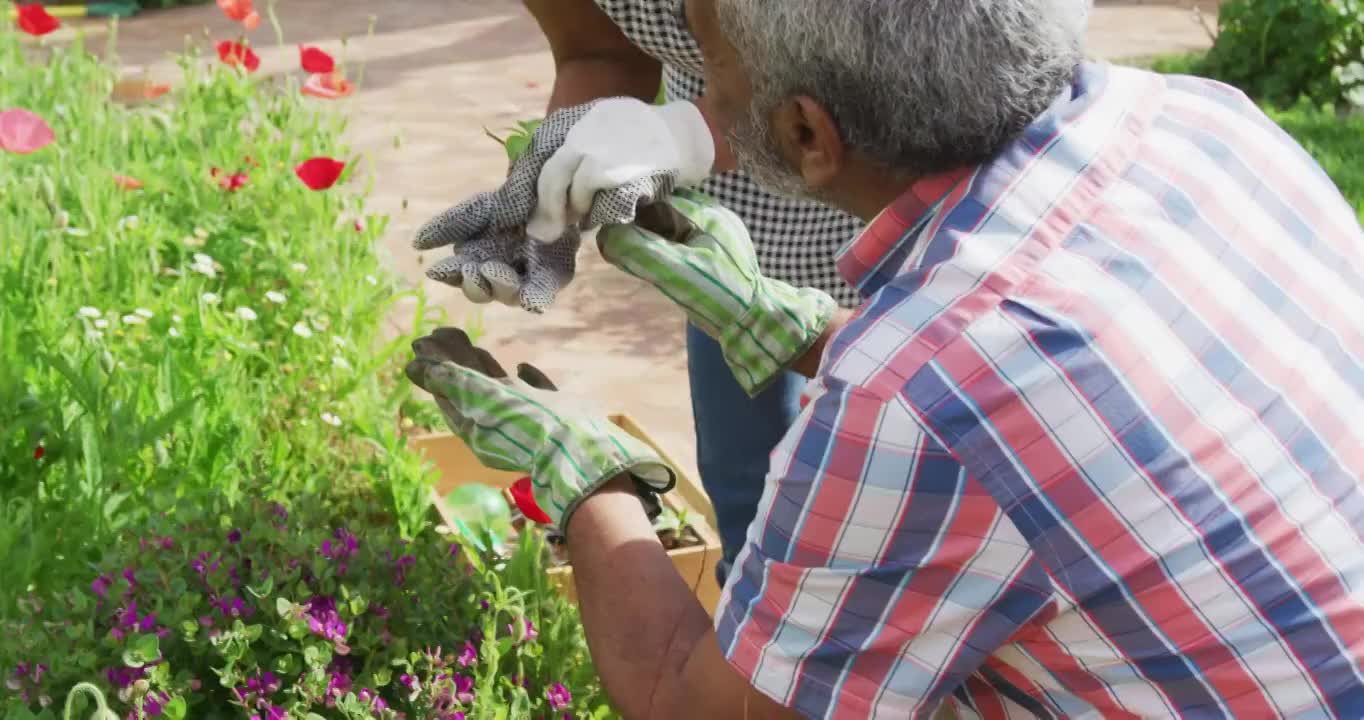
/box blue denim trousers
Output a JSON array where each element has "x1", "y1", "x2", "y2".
[{"x1": 686, "y1": 323, "x2": 805, "y2": 585}]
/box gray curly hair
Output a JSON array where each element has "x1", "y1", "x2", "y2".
[{"x1": 717, "y1": 0, "x2": 1088, "y2": 190}]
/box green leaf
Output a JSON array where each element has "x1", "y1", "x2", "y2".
[
  {"x1": 122, "y1": 633, "x2": 160, "y2": 666},
  {"x1": 276, "y1": 597, "x2": 293, "y2": 617},
  {"x1": 163, "y1": 696, "x2": 187, "y2": 720},
  {"x1": 246, "y1": 575, "x2": 274, "y2": 599}
]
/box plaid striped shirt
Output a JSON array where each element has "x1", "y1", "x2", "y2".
[{"x1": 714, "y1": 63, "x2": 1364, "y2": 719}]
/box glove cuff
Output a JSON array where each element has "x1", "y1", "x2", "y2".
[
  {"x1": 655, "y1": 101, "x2": 716, "y2": 186},
  {"x1": 532, "y1": 424, "x2": 677, "y2": 532},
  {"x1": 719, "y1": 280, "x2": 835, "y2": 397}
]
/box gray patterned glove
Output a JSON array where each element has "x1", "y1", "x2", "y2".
[{"x1": 414, "y1": 98, "x2": 714, "y2": 313}]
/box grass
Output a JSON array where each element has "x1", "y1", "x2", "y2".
[
  {"x1": 1129, "y1": 51, "x2": 1364, "y2": 224},
  {"x1": 0, "y1": 27, "x2": 444, "y2": 615}
]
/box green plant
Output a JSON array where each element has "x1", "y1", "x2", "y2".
[
  {"x1": 1199, "y1": 0, "x2": 1364, "y2": 108},
  {"x1": 2, "y1": 494, "x2": 613, "y2": 719},
  {"x1": 0, "y1": 26, "x2": 442, "y2": 613}
]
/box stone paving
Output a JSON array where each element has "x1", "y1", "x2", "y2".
[{"x1": 70, "y1": 0, "x2": 1220, "y2": 481}]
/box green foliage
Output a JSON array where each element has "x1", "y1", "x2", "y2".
[
  {"x1": 0, "y1": 29, "x2": 445, "y2": 611},
  {"x1": 2, "y1": 495, "x2": 613, "y2": 718},
  {"x1": 1264, "y1": 100, "x2": 1364, "y2": 223},
  {"x1": 1199, "y1": 0, "x2": 1364, "y2": 108}
]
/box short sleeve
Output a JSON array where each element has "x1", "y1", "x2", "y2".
[{"x1": 714, "y1": 376, "x2": 1055, "y2": 718}]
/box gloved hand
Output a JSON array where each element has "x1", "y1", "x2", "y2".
[
  {"x1": 414, "y1": 98, "x2": 714, "y2": 313},
  {"x1": 597, "y1": 190, "x2": 836, "y2": 397},
  {"x1": 405, "y1": 328, "x2": 675, "y2": 532}
]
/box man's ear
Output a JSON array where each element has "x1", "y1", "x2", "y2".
[{"x1": 772, "y1": 96, "x2": 844, "y2": 190}]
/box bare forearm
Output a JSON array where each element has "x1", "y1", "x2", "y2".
[
  {"x1": 566, "y1": 478, "x2": 801, "y2": 719},
  {"x1": 566, "y1": 477, "x2": 715, "y2": 718},
  {"x1": 546, "y1": 58, "x2": 662, "y2": 112}
]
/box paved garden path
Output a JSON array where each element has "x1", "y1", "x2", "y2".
[{"x1": 82, "y1": 0, "x2": 1219, "y2": 481}]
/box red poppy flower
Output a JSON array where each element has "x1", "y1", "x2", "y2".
[
  {"x1": 354, "y1": 219, "x2": 365, "y2": 232},
  {"x1": 294, "y1": 157, "x2": 345, "y2": 191},
  {"x1": 15, "y1": 4, "x2": 60, "y2": 36},
  {"x1": 113, "y1": 174, "x2": 144, "y2": 190},
  {"x1": 298, "y1": 45, "x2": 335, "y2": 74},
  {"x1": 509, "y1": 477, "x2": 552, "y2": 525},
  {"x1": 33, "y1": 445, "x2": 44, "y2": 460},
  {"x1": 301, "y1": 72, "x2": 354, "y2": 100},
  {"x1": 216, "y1": 40, "x2": 260, "y2": 72},
  {"x1": 0, "y1": 108, "x2": 55, "y2": 154},
  {"x1": 215, "y1": 0, "x2": 259, "y2": 28},
  {"x1": 210, "y1": 167, "x2": 249, "y2": 191}
]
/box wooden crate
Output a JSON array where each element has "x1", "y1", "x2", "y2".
[{"x1": 410, "y1": 414, "x2": 724, "y2": 615}]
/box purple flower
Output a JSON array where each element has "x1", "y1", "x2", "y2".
[
  {"x1": 547, "y1": 682, "x2": 572, "y2": 711},
  {"x1": 271, "y1": 502, "x2": 288, "y2": 520},
  {"x1": 122, "y1": 567, "x2": 137, "y2": 589},
  {"x1": 140, "y1": 690, "x2": 170, "y2": 717},
  {"x1": 393, "y1": 554, "x2": 416, "y2": 585},
  {"x1": 233, "y1": 670, "x2": 281, "y2": 707},
  {"x1": 91, "y1": 574, "x2": 112, "y2": 598},
  {"x1": 457, "y1": 642, "x2": 477, "y2": 668},
  {"x1": 159, "y1": 536, "x2": 174, "y2": 550},
  {"x1": 454, "y1": 674, "x2": 475, "y2": 704},
  {"x1": 215, "y1": 595, "x2": 248, "y2": 619},
  {"x1": 325, "y1": 668, "x2": 352, "y2": 702},
  {"x1": 358, "y1": 688, "x2": 388, "y2": 711},
  {"x1": 398, "y1": 673, "x2": 420, "y2": 692},
  {"x1": 507, "y1": 617, "x2": 538, "y2": 644},
  {"x1": 227, "y1": 528, "x2": 242, "y2": 544},
  {"x1": 249, "y1": 707, "x2": 287, "y2": 720},
  {"x1": 320, "y1": 527, "x2": 358, "y2": 561},
  {"x1": 192, "y1": 551, "x2": 219, "y2": 578},
  {"x1": 105, "y1": 666, "x2": 146, "y2": 689},
  {"x1": 304, "y1": 595, "x2": 348, "y2": 643},
  {"x1": 479, "y1": 599, "x2": 490, "y2": 611}
]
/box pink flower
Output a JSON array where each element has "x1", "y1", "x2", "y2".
[
  {"x1": 546, "y1": 682, "x2": 572, "y2": 711},
  {"x1": 0, "y1": 108, "x2": 55, "y2": 154}
]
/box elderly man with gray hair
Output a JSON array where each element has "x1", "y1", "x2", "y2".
[{"x1": 408, "y1": 0, "x2": 1364, "y2": 717}]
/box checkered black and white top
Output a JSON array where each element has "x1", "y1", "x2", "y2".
[{"x1": 594, "y1": 0, "x2": 863, "y2": 308}]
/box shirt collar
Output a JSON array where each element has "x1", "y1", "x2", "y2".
[{"x1": 834, "y1": 167, "x2": 973, "y2": 294}]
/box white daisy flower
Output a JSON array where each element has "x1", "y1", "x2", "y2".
[
  {"x1": 265, "y1": 291, "x2": 287, "y2": 305},
  {"x1": 321, "y1": 412, "x2": 342, "y2": 427},
  {"x1": 122, "y1": 314, "x2": 145, "y2": 326},
  {"x1": 290, "y1": 262, "x2": 308, "y2": 273},
  {"x1": 135, "y1": 308, "x2": 154, "y2": 319},
  {"x1": 331, "y1": 335, "x2": 347, "y2": 348},
  {"x1": 94, "y1": 318, "x2": 109, "y2": 329},
  {"x1": 78, "y1": 306, "x2": 101, "y2": 319},
  {"x1": 117, "y1": 216, "x2": 140, "y2": 231},
  {"x1": 292, "y1": 322, "x2": 313, "y2": 339},
  {"x1": 332, "y1": 355, "x2": 352, "y2": 371},
  {"x1": 169, "y1": 327, "x2": 181, "y2": 338},
  {"x1": 201, "y1": 292, "x2": 221, "y2": 305},
  {"x1": 235, "y1": 307, "x2": 258, "y2": 322},
  {"x1": 85, "y1": 330, "x2": 104, "y2": 341},
  {"x1": 365, "y1": 275, "x2": 378, "y2": 286},
  {"x1": 172, "y1": 315, "x2": 183, "y2": 324}
]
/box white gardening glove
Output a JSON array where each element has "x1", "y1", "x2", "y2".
[
  {"x1": 414, "y1": 99, "x2": 713, "y2": 313},
  {"x1": 526, "y1": 98, "x2": 715, "y2": 243}
]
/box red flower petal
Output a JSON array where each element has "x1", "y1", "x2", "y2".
[
  {"x1": 298, "y1": 46, "x2": 335, "y2": 74},
  {"x1": 0, "y1": 108, "x2": 55, "y2": 154},
  {"x1": 15, "y1": 4, "x2": 60, "y2": 36},
  {"x1": 354, "y1": 219, "x2": 365, "y2": 232},
  {"x1": 33, "y1": 445, "x2": 44, "y2": 460},
  {"x1": 215, "y1": 0, "x2": 251, "y2": 21},
  {"x1": 509, "y1": 477, "x2": 553, "y2": 525},
  {"x1": 211, "y1": 167, "x2": 249, "y2": 191},
  {"x1": 113, "y1": 174, "x2": 144, "y2": 190},
  {"x1": 301, "y1": 72, "x2": 354, "y2": 100},
  {"x1": 243, "y1": 10, "x2": 261, "y2": 30},
  {"x1": 294, "y1": 157, "x2": 345, "y2": 191},
  {"x1": 216, "y1": 40, "x2": 260, "y2": 73}
]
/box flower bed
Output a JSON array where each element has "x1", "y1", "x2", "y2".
[{"x1": 1, "y1": 8, "x2": 618, "y2": 718}]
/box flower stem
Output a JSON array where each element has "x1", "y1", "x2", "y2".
[{"x1": 63, "y1": 682, "x2": 118, "y2": 720}]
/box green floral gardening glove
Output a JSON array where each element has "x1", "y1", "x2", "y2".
[
  {"x1": 597, "y1": 190, "x2": 836, "y2": 397},
  {"x1": 405, "y1": 328, "x2": 674, "y2": 532}
]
